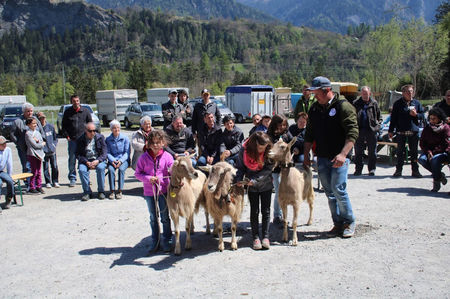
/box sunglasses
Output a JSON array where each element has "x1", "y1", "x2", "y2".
[{"x1": 86, "y1": 129, "x2": 96, "y2": 133}]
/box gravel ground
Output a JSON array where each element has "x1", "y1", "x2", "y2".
[{"x1": 1, "y1": 123, "x2": 449, "y2": 298}]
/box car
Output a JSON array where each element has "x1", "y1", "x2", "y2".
[
  {"x1": 189, "y1": 97, "x2": 235, "y2": 123},
  {"x1": 0, "y1": 105, "x2": 23, "y2": 139},
  {"x1": 124, "y1": 102, "x2": 164, "y2": 128},
  {"x1": 56, "y1": 104, "x2": 101, "y2": 136}
]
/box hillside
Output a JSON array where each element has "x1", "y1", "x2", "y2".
[
  {"x1": 85, "y1": 0, "x2": 276, "y2": 23},
  {"x1": 237, "y1": 0, "x2": 443, "y2": 33},
  {"x1": 0, "y1": 0, "x2": 122, "y2": 36}
]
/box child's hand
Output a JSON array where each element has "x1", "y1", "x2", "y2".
[{"x1": 150, "y1": 176, "x2": 159, "y2": 184}]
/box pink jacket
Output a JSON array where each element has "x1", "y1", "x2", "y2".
[{"x1": 135, "y1": 150, "x2": 174, "y2": 196}]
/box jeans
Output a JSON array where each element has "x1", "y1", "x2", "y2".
[
  {"x1": 27, "y1": 155, "x2": 42, "y2": 190},
  {"x1": 144, "y1": 195, "x2": 172, "y2": 245},
  {"x1": 248, "y1": 190, "x2": 272, "y2": 239},
  {"x1": 317, "y1": 157, "x2": 355, "y2": 226},
  {"x1": 418, "y1": 153, "x2": 448, "y2": 181},
  {"x1": 0, "y1": 172, "x2": 15, "y2": 199},
  {"x1": 17, "y1": 147, "x2": 31, "y2": 187},
  {"x1": 78, "y1": 161, "x2": 107, "y2": 195},
  {"x1": 43, "y1": 154, "x2": 59, "y2": 185},
  {"x1": 197, "y1": 155, "x2": 219, "y2": 166},
  {"x1": 68, "y1": 140, "x2": 77, "y2": 183},
  {"x1": 354, "y1": 128, "x2": 378, "y2": 172},
  {"x1": 272, "y1": 172, "x2": 282, "y2": 219},
  {"x1": 396, "y1": 133, "x2": 419, "y2": 170},
  {"x1": 108, "y1": 160, "x2": 129, "y2": 191},
  {"x1": 224, "y1": 153, "x2": 239, "y2": 167}
]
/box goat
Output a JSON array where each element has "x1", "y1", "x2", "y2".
[
  {"x1": 167, "y1": 155, "x2": 207, "y2": 255},
  {"x1": 268, "y1": 137, "x2": 315, "y2": 245},
  {"x1": 198, "y1": 162, "x2": 244, "y2": 251}
]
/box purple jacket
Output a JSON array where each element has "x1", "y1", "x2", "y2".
[
  {"x1": 419, "y1": 123, "x2": 450, "y2": 155},
  {"x1": 135, "y1": 150, "x2": 174, "y2": 196}
]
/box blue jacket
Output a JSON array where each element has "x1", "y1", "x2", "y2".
[
  {"x1": 105, "y1": 133, "x2": 130, "y2": 164},
  {"x1": 42, "y1": 123, "x2": 58, "y2": 155},
  {"x1": 389, "y1": 97, "x2": 425, "y2": 134}
]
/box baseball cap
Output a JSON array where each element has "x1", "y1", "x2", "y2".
[
  {"x1": 37, "y1": 112, "x2": 46, "y2": 119},
  {"x1": 168, "y1": 88, "x2": 178, "y2": 94},
  {"x1": 0, "y1": 136, "x2": 6, "y2": 144},
  {"x1": 308, "y1": 76, "x2": 331, "y2": 90},
  {"x1": 201, "y1": 88, "x2": 210, "y2": 95}
]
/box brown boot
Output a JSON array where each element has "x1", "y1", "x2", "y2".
[{"x1": 4, "y1": 197, "x2": 12, "y2": 209}]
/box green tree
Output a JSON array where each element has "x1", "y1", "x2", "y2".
[{"x1": 25, "y1": 84, "x2": 39, "y2": 106}]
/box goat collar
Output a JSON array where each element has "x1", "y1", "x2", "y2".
[
  {"x1": 280, "y1": 162, "x2": 295, "y2": 168},
  {"x1": 170, "y1": 181, "x2": 184, "y2": 189}
]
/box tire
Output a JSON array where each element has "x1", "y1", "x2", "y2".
[
  {"x1": 236, "y1": 114, "x2": 244, "y2": 123},
  {"x1": 124, "y1": 118, "x2": 131, "y2": 129}
]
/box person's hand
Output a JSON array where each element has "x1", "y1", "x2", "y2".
[
  {"x1": 427, "y1": 152, "x2": 433, "y2": 161},
  {"x1": 293, "y1": 148, "x2": 300, "y2": 155},
  {"x1": 247, "y1": 180, "x2": 254, "y2": 186},
  {"x1": 409, "y1": 107, "x2": 417, "y2": 117},
  {"x1": 33, "y1": 137, "x2": 39, "y2": 142},
  {"x1": 207, "y1": 156, "x2": 214, "y2": 165},
  {"x1": 223, "y1": 150, "x2": 231, "y2": 158},
  {"x1": 150, "y1": 176, "x2": 159, "y2": 184},
  {"x1": 91, "y1": 160, "x2": 99, "y2": 168},
  {"x1": 42, "y1": 141, "x2": 46, "y2": 146},
  {"x1": 446, "y1": 116, "x2": 450, "y2": 124},
  {"x1": 388, "y1": 132, "x2": 394, "y2": 140},
  {"x1": 303, "y1": 156, "x2": 312, "y2": 168},
  {"x1": 331, "y1": 153, "x2": 346, "y2": 168}
]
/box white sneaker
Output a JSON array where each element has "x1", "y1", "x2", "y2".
[
  {"x1": 54, "y1": 183, "x2": 60, "y2": 188},
  {"x1": 45, "y1": 183, "x2": 52, "y2": 188}
]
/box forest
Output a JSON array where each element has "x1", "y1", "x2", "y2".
[{"x1": 0, "y1": 3, "x2": 448, "y2": 109}]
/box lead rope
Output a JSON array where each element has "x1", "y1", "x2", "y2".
[{"x1": 149, "y1": 176, "x2": 172, "y2": 252}]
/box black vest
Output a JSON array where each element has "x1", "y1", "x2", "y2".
[{"x1": 309, "y1": 99, "x2": 347, "y2": 159}]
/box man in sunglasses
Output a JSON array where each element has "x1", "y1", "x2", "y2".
[{"x1": 76, "y1": 122, "x2": 107, "y2": 201}]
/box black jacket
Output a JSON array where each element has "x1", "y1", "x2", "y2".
[
  {"x1": 62, "y1": 106, "x2": 92, "y2": 140},
  {"x1": 164, "y1": 124, "x2": 196, "y2": 157},
  {"x1": 76, "y1": 133, "x2": 107, "y2": 165},
  {"x1": 178, "y1": 101, "x2": 193, "y2": 128},
  {"x1": 288, "y1": 124, "x2": 306, "y2": 157},
  {"x1": 433, "y1": 99, "x2": 450, "y2": 118},
  {"x1": 220, "y1": 126, "x2": 244, "y2": 155},
  {"x1": 389, "y1": 97, "x2": 425, "y2": 134},
  {"x1": 162, "y1": 101, "x2": 182, "y2": 129},
  {"x1": 192, "y1": 101, "x2": 221, "y2": 135},
  {"x1": 353, "y1": 97, "x2": 381, "y2": 133},
  {"x1": 197, "y1": 123, "x2": 222, "y2": 159},
  {"x1": 235, "y1": 147, "x2": 274, "y2": 192}
]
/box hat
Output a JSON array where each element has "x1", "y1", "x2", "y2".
[
  {"x1": 0, "y1": 136, "x2": 6, "y2": 144},
  {"x1": 168, "y1": 89, "x2": 178, "y2": 95},
  {"x1": 37, "y1": 112, "x2": 46, "y2": 119},
  {"x1": 201, "y1": 88, "x2": 210, "y2": 95},
  {"x1": 179, "y1": 89, "x2": 189, "y2": 96},
  {"x1": 308, "y1": 76, "x2": 331, "y2": 90}
]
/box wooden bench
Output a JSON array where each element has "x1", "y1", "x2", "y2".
[
  {"x1": 11, "y1": 173, "x2": 33, "y2": 206},
  {"x1": 378, "y1": 141, "x2": 409, "y2": 165}
]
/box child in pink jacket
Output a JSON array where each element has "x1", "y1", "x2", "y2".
[{"x1": 135, "y1": 129, "x2": 174, "y2": 253}]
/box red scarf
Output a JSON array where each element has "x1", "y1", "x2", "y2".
[
  {"x1": 148, "y1": 148, "x2": 163, "y2": 160},
  {"x1": 243, "y1": 142, "x2": 264, "y2": 171}
]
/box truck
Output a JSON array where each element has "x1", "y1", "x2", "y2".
[
  {"x1": 96, "y1": 89, "x2": 138, "y2": 126},
  {"x1": 273, "y1": 87, "x2": 292, "y2": 117},
  {"x1": 0, "y1": 95, "x2": 26, "y2": 106},
  {"x1": 225, "y1": 85, "x2": 274, "y2": 123},
  {"x1": 146, "y1": 87, "x2": 189, "y2": 105}
]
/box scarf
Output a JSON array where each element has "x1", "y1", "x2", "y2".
[
  {"x1": 430, "y1": 121, "x2": 445, "y2": 133},
  {"x1": 243, "y1": 142, "x2": 265, "y2": 171},
  {"x1": 148, "y1": 148, "x2": 163, "y2": 160}
]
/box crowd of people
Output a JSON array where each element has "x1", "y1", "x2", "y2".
[{"x1": 1, "y1": 79, "x2": 449, "y2": 252}]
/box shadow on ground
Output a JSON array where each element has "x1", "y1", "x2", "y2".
[{"x1": 378, "y1": 186, "x2": 450, "y2": 198}]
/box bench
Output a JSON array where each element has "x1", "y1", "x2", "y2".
[
  {"x1": 11, "y1": 173, "x2": 33, "y2": 206},
  {"x1": 378, "y1": 141, "x2": 409, "y2": 165}
]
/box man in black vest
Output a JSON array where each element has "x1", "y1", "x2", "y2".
[
  {"x1": 162, "y1": 89, "x2": 181, "y2": 129},
  {"x1": 303, "y1": 76, "x2": 359, "y2": 238}
]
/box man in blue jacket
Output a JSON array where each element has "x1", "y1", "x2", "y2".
[{"x1": 388, "y1": 84, "x2": 425, "y2": 178}]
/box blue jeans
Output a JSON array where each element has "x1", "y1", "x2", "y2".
[
  {"x1": 0, "y1": 171, "x2": 15, "y2": 199},
  {"x1": 272, "y1": 172, "x2": 282, "y2": 219},
  {"x1": 144, "y1": 195, "x2": 172, "y2": 245},
  {"x1": 78, "y1": 161, "x2": 107, "y2": 195},
  {"x1": 418, "y1": 153, "x2": 448, "y2": 181},
  {"x1": 17, "y1": 147, "x2": 31, "y2": 187},
  {"x1": 108, "y1": 160, "x2": 129, "y2": 191},
  {"x1": 318, "y1": 157, "x2": 355, "y2": 226},
  {"x1": 197, "y1": 155, "x2": 219, "y2": 166},
  {"x1": 224, "y1": 153, "x2": 239, "y2": 166},
  {"x1": 68, "y1": 140, "x2": 78, "y2": 182},
  {"x1": 43, "y1": 154, "x2": 59, "y2": 185}
]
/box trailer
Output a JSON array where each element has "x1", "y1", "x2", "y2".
[
  {"x1": 273, "y1": 87, "x2": 292, "y2": 117},
  {"x1": 291, "y1": 93, "x2": 303, "y2": 110},
  {"x1": 225, "y1": 85, "x2": 274, "y2": 123},
  {"x1": 331, "y1": 82, "x2": 359, "y2": 103},
  {"x1": 0, "y1": 95, "x2": 26, "y2": 106},
  {"x1": 96, "y1": 89, "x2": 138, "y2": 126},
  {"x1": 146, "y1": 87, "x2": 189, "y2": 105}
]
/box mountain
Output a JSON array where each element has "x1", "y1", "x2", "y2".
[
  {"x1": 85, "y1": 0, "x2": 276, "y2": 23},
  {"x1": 236, "y1": 0, "x2": 444, "y2": 33},
  {"x1": 0, "y1": 0, "x2": 122, "y2": 37}
]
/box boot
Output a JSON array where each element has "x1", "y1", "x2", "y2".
[
  {"x1": 411, "y1": 163, "x2": 422, "y2": 178},
  {"x1": 431, "y1": 180, "x2": 441, "y2": 192},
  {"x1": 440, "y1": 172, "x2": 447, "y2": 185},
  {"x1": 4, "y1": 197, "x2": 12, "y2": 209}
]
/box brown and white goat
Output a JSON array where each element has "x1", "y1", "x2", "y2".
[
  {"x1": 167, "y1": 155, "x2": 207, "y2": 255},
  {"x1": 268, "y1": 137, "x2": 315, "y2": 245},
  {"x1": 198, "y1": 162, "x2": 244, "y2": 251}
]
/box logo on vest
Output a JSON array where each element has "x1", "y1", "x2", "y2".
[{"x1": 329, "y1": 108, "x2": 337, "y2": 116}]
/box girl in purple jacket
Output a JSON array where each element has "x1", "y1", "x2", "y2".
[{"x1": 135, "y1": 129, "x2": 174, "y2": 253}]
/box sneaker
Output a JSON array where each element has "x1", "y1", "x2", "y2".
[
  {"x1": 69, "y1": 181, "x2": 76, "y2": 187},
  {"x1": 411, "y1": 170, "x2": 422, "y2": 178},
  {"x1": 326, "y1": 225, "x2": 343, "y2": 237},
  {"x1": 353, "y1": 170, "x2": 362, "y2": 176},
  {"x1": 54, "y1": 182, "x2": 60, "y2": 188},
  {"x1": 115, "y1": 191, "x2": 122, "y2": 200},
  {"x1": 368, "y1": 170, "x2": 375, "y2": 176},
  {"x1": 45, "y1": 183, "x2": 52, "y2": 188},
  {"x1": 261, "y1": 238, "x2": 270, "y2": 250},
  {"x1": 441, "y1": 172, "x2": 447, "y2": 185},
  {"x1": 253, "y1": 238, "x2": 262, "y2": 250},
  {"x1": 37, "y1": 188, "x2": 45, "y2": 194},
  {"x1": 393, "y1": 170, "x2": 402, "y2": 177},
  {"x1": 29, "y1": 189, "x2": 39, "y2": 194},
  {"x1": 98, "y1": 192, "x2": 106, "y2": 200},
  {"x1": 81, "y1": 194, "x2": 90, "y2": 201},
  {"x1": 108, "y1": 192, "x2": 115, "y2": 200},
  {"x1": 4, "y1": 197, "x2": 12, "y2": 209},
  {"x1": 342, "y1": 222, "x2": 356, "y2": 238}
]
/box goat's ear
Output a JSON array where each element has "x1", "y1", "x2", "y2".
[
  {"x1": 188, "y1": 153, "x2": 196, "y2": 159},
  {"x1": 173, "y1": 160, "x2": 179, "y2": 167},
  {"x1": 287, "y1": 137, "x2": 297, "y2": 148},
  {"x1": 225, "y1": 166, "x2": 237, "y2": 177},
  {"x1": 198, "y1": 165, "x2": 211, "y2": 173}
]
